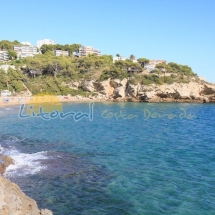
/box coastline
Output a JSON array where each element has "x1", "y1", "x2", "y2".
[
  {"x1": 0, "y1": 96, "x2": 110, "y2": 107},
  {"x1": 0, "y1": 95, "x2": 214, "y2": 108}
]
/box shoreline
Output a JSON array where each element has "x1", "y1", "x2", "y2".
[
  {"x1": 0, "y1": 95, "x2": 214, "y2": 108},
  {"x1": 1, "y1": 93, "x2": 215, "y2": 108},
  {"x1": 0, "y1": 96, "x2": 110, "y2": 107}
]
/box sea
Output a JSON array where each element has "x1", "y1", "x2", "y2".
[{"x1": 0, "y1": 102, "x2": 215, "y2": 215}]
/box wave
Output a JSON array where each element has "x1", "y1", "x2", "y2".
[
  {"x1": 0, "y1": 144, "x2": 4, "y2": 154},
  {"x1": 4, "y1": 108, "x2": 14, "y2": 111},
  {"x1": 0, "y1": 143, "x2": 48, "y2": 177}
]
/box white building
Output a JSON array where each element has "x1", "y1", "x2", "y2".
[
  {"x1": 37, "y1": 39, "x2": 56, "y2": 49},
  {"x1": 144, "y1": 60, "x2": 167, "y2": 72},
  {"x1": 79, "y1": 46, "x2": 101, "y2": 57},
  {"x1": 21, "y1": 42, "x2": 32, "y2": 46},
  {"x1": 1, "y1": 90, "x2": 11, "y2": 96},
  {"x1": 113, "y1": 56, "x2": 126, "y2": 62},
  {"x1": 0, "y1": 50, "x2": 9, "y2": 61},
  {"x1": 14, "y1": 45, "x2": 38, "y2": 58},
  {"x1": 0, "y1": 65, "x2": 16, "y2": 73},
  {"x1": 113, "y1": 56, "x2": 137, "y2": 63},
  {"x1": 54, "y1": 50, "x2": 69, "y2": 57}
]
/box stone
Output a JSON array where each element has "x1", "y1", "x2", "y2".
[
  {"x1": 126, "y1": 84, "x2": 139, "y2": 98},
  {"x1": 0, "y1": 155, "x2": 14, "y2": 175},
  {"x1": 112, "y1": 78, "x2": 128, "y2": 99},
  {"x1": 0, "y1": 176, "x2": 53, "y2": 215},
  {"x1": 82, "y1": 80, "x2": 95, "y2": 92}
]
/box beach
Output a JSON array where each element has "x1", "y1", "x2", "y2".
[{"x1": 0, "y1": 95, "x2": 108, "y2": 107}]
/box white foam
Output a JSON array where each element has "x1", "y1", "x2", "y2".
[
  {"x1": 2, "y1": 146, "x2": 48, "y2": 177},
  {"x1": 4, "y1": 108, "x2": 13, "y2": 111},
  {"x1": 0, "y1": 144, "x2": 4, "y2": 153}
]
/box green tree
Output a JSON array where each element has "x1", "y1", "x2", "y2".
[
  {"x1": 129, "y1": 54, "x2": 135, "y2": 61},
  {"x1": 0, "y1": 40, "x2": 21, "y2": 50},
  {"x1": 8, "y1": 49, "x2": 17, "y2": 60},
  {"x1": 137, "y1": 58, "x2": 150, "y2": 68}
]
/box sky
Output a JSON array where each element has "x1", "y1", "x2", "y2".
[{"x1": 1, "y1": 0, "x2": 215, "y2": 82}]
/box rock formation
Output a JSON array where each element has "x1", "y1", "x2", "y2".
[
  {"x1": 0, "y1": 155, "x2": 14, "y2": 175},
  {"x1": 79, "y1": 78, "x2": 215, "y2": 103},
  {"x1": 0, "y1": 175, "x2": 53, "y2": 215},
  {"x1": 0, "y1": 155, "x2": 53, "y2": 215}
]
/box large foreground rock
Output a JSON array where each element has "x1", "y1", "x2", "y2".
[{"x1": 0, "y1": 176, "x2": 53, "y2": 215}]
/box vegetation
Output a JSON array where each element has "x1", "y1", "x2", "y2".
[
  {"x1": 0, "y1": 40, "x2": 20, "y2": 59},
  {"x1": 0, "y1": 39, "x2": 198, "y2": 95},
  {"x1": 40, "y1": 44, "x2": 81, "y2": 55},
  {"x1": 137, "y1": 58, "x2": 150, "y2": 68}
]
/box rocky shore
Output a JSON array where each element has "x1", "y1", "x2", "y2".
[
  {"x1": 0, "y1": 154, "x2": 14, "y2": 175},
  {"x1": 79, "y1": 79, "x2": 215, "y2": 103},
  {"x1": 1, "y1": 79, "x2": 215, "y2": 106},
  {"x1": 0, "y1": 155, "x2": 53, "y2": 215}
]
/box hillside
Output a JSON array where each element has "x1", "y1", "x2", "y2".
[{"x1": 1, "y1": 40, "x2": 215, "y2": 102}]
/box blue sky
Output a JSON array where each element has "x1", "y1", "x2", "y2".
[{"x1": 1, "y1": 0, "x2": 215, "y2": 82}]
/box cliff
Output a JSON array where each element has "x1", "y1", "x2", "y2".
[
  {"x1": 0, "y1": 156, "x2": 53, "y2": 215},
  {"x1": 79, "y1": 79, "x2": 215, "y2": 103}
]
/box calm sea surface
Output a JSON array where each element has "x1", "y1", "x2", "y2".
[{"x1": 0, "y1": 102, "x2": 215, "y2": 215}]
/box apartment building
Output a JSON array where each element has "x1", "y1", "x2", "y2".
[
  {"x1": 79, "y1": 46, "x2": 101, "y2": 57},
  {"x1": 37, "y1": 39, "x2": 56, "y2": 48},
  {"x1": 113, "y1": 56, "x2": 137, "y2": 63},
  {"x1": 14, "y1": 45, "x2": 38, "y2": 58},
  {"x1": 54, "y1": 50, "x2": 69, "y2": 57},
  {"x1": 21, "y1": 42, "x2": 31, "y2": 46},
  {"x1": 144, "y1": 60, "x2": 167, "y2": 71},
  {"x1": 113, "y1": 56, "x2": 126, "y2": 62},
  {"x1": 0, "y1": 50, "x2": 9, "y2": 61}
]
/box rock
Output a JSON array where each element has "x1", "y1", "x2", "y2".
[
  {"x1": 112, "y1": 78, "x2": 128, "y2": 99},
  {"x1": 200, "y1": 85, "x2": 215, "y2": 95},
  {"x1": 126, "y1": 84, "x2": 139, "y2": 98},
  {"x1": 72, "y1": 81, "x2": 79, "y2": 88},
  {"x1": 0, "y1": 155, "x2": 14, "y2": 175},
  {"x1": 136, "y1": 82, "x2": 212, "y2": 102},
  {"x1": 82, "y1": 80, "x2": 95, "y2": 92},
  {"x1": 203, "y1": 97, "x2": 209, "y2": 103},
  {"x1": 96, "y1": 80, "x2": 114, "y2": 97},
  {"x1": 40, "y1": 209, "x2": 53, "y2": 215},
  {"x1": 70, "y1": 81, "x2": 80, "y2": 90},
  {"x1": 95, "y1": 94, "x2": 106, "y2": 100},
  {"x1": 78, "y1": 78, "x2": 215, "y2": 103},
  {"x1": 76, "y1": 95, "x2": 83, "y2": 100},
  {"x1": 0, "y1": 176, "x2": 53, "y2": 215}
]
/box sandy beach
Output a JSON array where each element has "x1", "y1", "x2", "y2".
[{"x1": 0, "y1": 96, "x2": 110, "y2": 107}]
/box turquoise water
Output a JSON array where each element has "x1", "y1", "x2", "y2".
[{"x1": 0, "y1": 102, "x2": 215, "y2": 215}]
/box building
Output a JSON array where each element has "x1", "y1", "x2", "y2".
[
  {"x1": 144, "y1": 60, "x2": 167, "y2": 72},
  {"x1": 113, "y1": 56, "x2": 126, "y2": 62},
  {"x1": 113, "y1": 56, "x2": 137, "y2": 63},
  {"x1": 54, "y1": 50, "x2": 69, "y2": 57},
  {"x1": 37, "y1": 39, "x2": 56, "y2": 49},
  {"x1": 0, "y1": 65, "x2": 16, "y2": 73},
  {"x1": 14, "y1": 45, "x2": 38, "y2": 58},
  {"x1": 79, "y1": 46, "x2": 101, "y2": 57},
  {"x1": 21, "y1": 42, "x2": 31, "y2": 46},
  {"x1": 1, "y1": 90, "x2": 11, "y2": 96},
  {"x1": 0, "y1": 50, "x2": 9, "y2": 61}
]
